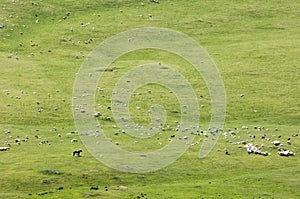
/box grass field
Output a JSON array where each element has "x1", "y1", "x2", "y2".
[{"x1": 0, "y1": 0, "x2": 299, "y2": 198}]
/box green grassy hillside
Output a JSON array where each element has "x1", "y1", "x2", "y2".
[{"x1": 0, "y1": 0, "x2": 299, "y2": 198}]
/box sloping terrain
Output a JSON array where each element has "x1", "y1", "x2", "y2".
[{"x1": 0, "y1": 0, "x2": 299, "y2": 198}]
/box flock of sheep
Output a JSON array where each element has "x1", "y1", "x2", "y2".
[
  {"x1": 1, "y1": 0, "x2": 298, "y2": 165},
  {"x1": 0, "y1": 125, "x2": 84, "y2": 159},
  {"x1": 1, "y1": 83, "x2": 299, "y2": 159},
  {"x1": 221, "y1": 126, "x2": 298, "y2": 157},
  {"x1": 3, "y1": 0, "x2": 161, "y2": 61},
  {"x1": 1, "y1": 112, "x2": 299, "y2": 159}
]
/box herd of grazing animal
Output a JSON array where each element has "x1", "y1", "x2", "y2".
[
  {"x1": 1, "y1": 125, "x2": 298, "y2": 159},
  {"x1": 223, "y1": 126, "x2": 298, "y2": 157},
  {"x1": 0, "y1": 89, "x2": 298, "y2": 158},
  {"x1": 0, "y1": 128, "x2": 83, "y2": 157}
]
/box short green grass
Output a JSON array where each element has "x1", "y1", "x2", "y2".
[{"x1": 0, "y1": 0, "x2": 299, "y2": 198}]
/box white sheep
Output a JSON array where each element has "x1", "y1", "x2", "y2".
[
  {"x1": 93, "y1": 112, "x2": 101, "y2": 118},
  {"x1": 278, "y1": 149, "x2": 295, "y2": 156},
  {"x1": 272, "y1": 140, "x2": 281, "y2": 146},
  {"x1": 244, "y1": 143, "x2": 270, "y2": 156},
  {"x1": 0, "y1": 147, "x2": 10, "y2": 151},
  {"x1": 66, "y1": 133, "x2": 72, "y2": 138}
]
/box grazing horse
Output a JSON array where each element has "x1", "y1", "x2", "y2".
[{"x1": 73, "y1": 150, "x2": 82, "y2": 157}]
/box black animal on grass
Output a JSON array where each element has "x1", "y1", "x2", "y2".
[{"x1": 73, "y1": 150, "x2": 83, "y2": 157}]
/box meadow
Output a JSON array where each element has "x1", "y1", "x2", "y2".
[{"x1": 0, "y1": 0, "x2": 299, "y2": 198}]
